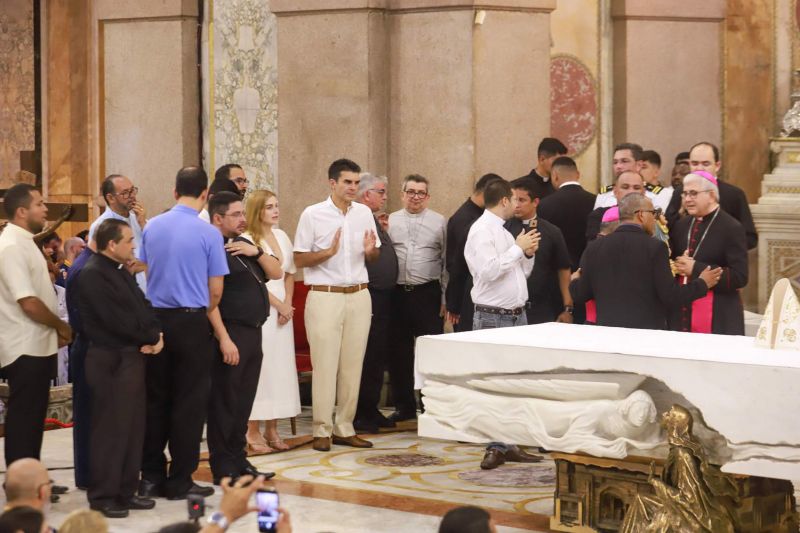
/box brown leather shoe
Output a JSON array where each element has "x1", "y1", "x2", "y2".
[
  {"x1": 332, "y1": 434, "x2": 373, "y2": 448},
  {"x1": 505, "y1": 445, "x2": 543, "y2": 463},
  {"x1": 312, "y1": 437, "x2": 331, "y2": 451},
  {"x1": 480, "y1": 449, "x2": 506, "y2": 470}
]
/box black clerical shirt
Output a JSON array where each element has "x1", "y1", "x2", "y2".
[
  {"x1": 218, "y1": 236, "x2": 270, "y2": 328},
  {"x1": 445, "y1": 198, "x2": 484, "y2": 316},
  {"x1": 366, "y1": 215, "x2": 398, "y2": 291},
  {"x1": 77, "y1": 253, "x2": 160, "y2": 349}
]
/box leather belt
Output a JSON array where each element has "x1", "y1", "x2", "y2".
[
  {"x1": 309, "y1": 283, "x2": 368, "y2": 294},
  {"x1": 156, "y1": 307, "x2": 207, "y2": 313},
  {"x1": 398, "y1": 280, "x2": 440, "y2": 292},
  {"x1": 474, "y1": 304, "x2": 525, "y2": 316}
]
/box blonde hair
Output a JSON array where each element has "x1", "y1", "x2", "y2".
[
  {"x1": 245, "y1": 189, "x2": 277, "y2": 247},
  {"x1": 59, "y1": 509, "x2": 109, "y2": 533}
]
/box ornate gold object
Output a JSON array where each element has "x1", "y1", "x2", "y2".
[
  {"x1": 551, "y1": 405, "x2": 798, "y2": 533},
  {"x1": 781, "y1": 70, "x2": 800, "y2": 137}
]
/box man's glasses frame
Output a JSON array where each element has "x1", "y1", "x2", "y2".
[{"x1": 403, "y1": 190, "x2": 428, "y2": 198}]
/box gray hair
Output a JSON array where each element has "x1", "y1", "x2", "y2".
[
  {"x1": 357, "y1": 172, "x2": 388, "y2": 198},
  {"x1": 683, "y1": 173, "x2": 719, "y2": 201},
  {"x1": 618, "y1": 193, "x2": 651, "y2": 221},
  {"x1": 64, "y1": 237, "x2": 84, "y2": 255}
]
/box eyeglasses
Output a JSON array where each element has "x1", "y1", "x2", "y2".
[
  {"x1": 635, "y1": 208, "x2": 662, "y2": 217},
  {"x1": 232, "y1": 178, "x2": 249, "y2": 186},
  {"x1": 680, "y1": 190, "x2": 713, "y2": 199},
  {"x1": 368, "y1": 188, "x2": 387, "y2": 196},
  {"x1": 404, "y1": 190, "x2": 428, "y2": 198},
  {"x1": 114, "y1": 187, "x2": 138, "y2": 199}
]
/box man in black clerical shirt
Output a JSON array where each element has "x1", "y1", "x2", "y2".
[
  {"x1": 354, "y1": 174, "x2": 399, "y2": 433},
  {"x1": 445, "y1": 173, "x2": 504, "y2": 331},
  {"x1": 665, "y1": 141, "x2": 757, "y2": 250},
  {"x1": 506, "y1": 178, "x2": 573, "y2": 324},
  {"x1": 77, "y1": 219, "x2": 163, "y2": 518},
  {"x1": 570, "y1": 194, "x2": 720, "y2": 330},
  {"x1": 206, "y1": 192, "x2": 283, "y2": 484},
  {"x1": 516, "y1": 137, "x2": 568, "y2": 198}
]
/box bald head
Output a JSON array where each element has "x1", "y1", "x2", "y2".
[
  {"x1": 5, "y1": 458, "x2": 49, "y2": 506},
  {"x1": 63, "y1": 237, "x2": 86, "y2": 261}
]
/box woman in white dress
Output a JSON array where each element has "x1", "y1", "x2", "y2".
[{"x1": 243, "y1": 190, "x2": 301, "y2": 452}]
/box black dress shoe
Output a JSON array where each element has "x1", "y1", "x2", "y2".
[
  {"x1": 123, "y1": 495, "x2": 156, "y2": 510},
  {"x1": 138, "y1": 479, "x2": 165, "y2": 498},
  {"x1": 505, "y1": 445, "x2": 543, "y2": 463},
  {"x1": 480, "y1": 449, "x2": 506, "y2": 470},
  {"x1": 166, "y1": 483, "x2": 215, "y2": 500},
  {"x1": 241, "y1": 465, "x2": 276, "y2": 480},
  {"x1": 51, "y1": 483, "x2": 69, "y2": 495},
  {"x1": 374, "y1": 414, "x2": 396, "y2": 429},
  {"x1": 353, "y1": 418, "x2": 379, "y2": 433},
  {"x1": 387, "y1": 411, "x2": 417, "y2": 423},
  {"x1": 90, "y1": 502, "x2": 129, "y2": 519}
]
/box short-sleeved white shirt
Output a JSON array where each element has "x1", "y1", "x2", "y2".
[
  {"x1": 0, "y1": 223, "x2": 58, "y2": 366},
  {"x1": 293, "y1": 197, "x2": 380, "y2": 286}
]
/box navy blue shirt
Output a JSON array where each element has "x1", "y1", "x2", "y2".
[
  {"x1": 141, "y1": 204, "x2": 229, "y2": 309},
  {"x1": 65, "y1": 247, "x2": 95, "y2": 335}
]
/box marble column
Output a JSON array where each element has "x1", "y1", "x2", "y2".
[
  {"x1": 95, "y1": 0, "x2": 201, "y2": 216},
  {"x1": 271, "y1": 0, "x2": 555, "y2": 237},
  {"x1": 611, "y1": 0, "x2": 725, "y2": 169}
]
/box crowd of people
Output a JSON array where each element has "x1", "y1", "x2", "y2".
[{"x1": 0, "y1": 136, "x2": 755, "y2": 528}]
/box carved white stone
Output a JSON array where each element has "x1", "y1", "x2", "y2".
[{"x1": 416, "y1": 323, "x2": 800, "y2": 480}]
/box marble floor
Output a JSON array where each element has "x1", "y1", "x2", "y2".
[{"x1": 0, "y1": 410, "x2": 552, "y2": 533}]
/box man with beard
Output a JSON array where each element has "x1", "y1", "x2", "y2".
[
  {"x1": 89, "y1": 174, "x2": 148, "y2": 292},
  {"x1": 0, "y1": 184, "x2": 72, "y2": 465},
  {"x1": 206, "y1": 191, "x2": 282, "y2": 483}
]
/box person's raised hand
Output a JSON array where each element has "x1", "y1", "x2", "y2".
[
  {"x1": 326, "y1": 229, "x2": 342, "y2": 258},
  {"x1": 698, "y1": 266, "x2": 722, "y2": 289},
  {"x1": 217, "y1": 475, "x2": 266, "y2": 525}
]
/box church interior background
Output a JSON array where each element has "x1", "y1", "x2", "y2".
[{"x1": 2, "y1": 0, "x2": 800, "y2": 531}]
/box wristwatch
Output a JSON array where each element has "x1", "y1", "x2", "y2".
[
  {"x1": 207, "y1": 511, "x2": 229, "y2": 530},
  {"x1": 564, "y1": 305, "x2": 574, "y2": 315},
  {"x1": 254, "y1": 247, "x2": 264, "y2": 260}
]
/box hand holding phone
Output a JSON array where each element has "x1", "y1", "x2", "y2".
[{"x1": 257, "y1": 488, "x2": 280, "y2": 532}]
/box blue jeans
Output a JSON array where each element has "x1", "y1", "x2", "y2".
[{"x1": 472, "y1": 309, "x2": 527, "y2": 330}]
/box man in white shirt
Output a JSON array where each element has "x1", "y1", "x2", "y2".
[
  {"x1": 0, "y1": 184, "x2": 72, "y2": 466},
  {"x1": 88, "y1": 174, "x2": 147, "y2": 292},
  {"x1": 594, "y1": 143, "x2": 659, "y2": 209},
  {"x1": 294, "y1": 159, "x2": 380, "y2": 452},
  {"x1": 387, "y1": 174, "x2": 447, "y2": 422},
  {"x1": 464, "y1": 179, "x2": 540, "y2": 330},
  {"x1": 639, "y1": 150, "x2": 673, "y2": 210}
]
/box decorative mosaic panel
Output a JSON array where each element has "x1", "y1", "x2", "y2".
[
  {"x1": 767, "y1": 239, "x2": 800, "y2": 294},
  {"x1": 550, "y1": 54, "x2": 597, "y2": 157},
  {"x1": 207, "y1": 0, "x2": 278, "y2": 192}
]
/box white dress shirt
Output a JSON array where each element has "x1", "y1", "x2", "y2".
[
  {"x1": 593, "y1": 188, "x2": 659, "y2": 209},
  {"x1": 388, "y1": 208, "x2": 447, "y2": 286},
  {"x1": 89, "y1": 207, "x2": 147, "y2": 292},
  {"x1": 464, "y1": 210, "x2": 534, "y2": 309},
  {"x1": 294, "y1": 197, "x2": 381, "y2": 286},
  {"x1": 0, "y1": 223, "x2": 58, "y2": 366}
]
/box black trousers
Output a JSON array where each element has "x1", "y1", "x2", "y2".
[
  {"x1": 388, "y1": 282, "x2": 444, "y2": 414},
  {"x1": 355, "y1": 288, "x2": 393, "y2": 422},
  {"x1": 69, "y1": 333, "x2": 91, "y2": 488},
  {"x1": 142, "y1": 310, "x2": 213, "y2": 496},
  {"x1": 3, "y1": 354, "x2": 56, "y2": 466},
  {"x1": 453, "y1": 278, "x2": 474, "y2": 332},
  {"x1": 86, "y1": 345, "x2": 146, "y2": 505},
  {"x1": 207, "y1": 322, "x2": 263, "y2": 479}
]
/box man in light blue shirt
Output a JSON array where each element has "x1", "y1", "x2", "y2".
[
  {"x1": 88, "y1": 175, "x2": 147, "y2": 293},
  {"x1": 138, "y1": 166, "x2": 229, "y2": 500}
]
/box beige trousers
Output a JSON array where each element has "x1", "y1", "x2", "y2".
[{"x1": 304, "y1": 288, "x2": 372, "y2": 438}]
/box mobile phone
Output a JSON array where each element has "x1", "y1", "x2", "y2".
[{"x1": 256, "y1": 488, "x2": 279, "y2": 532}]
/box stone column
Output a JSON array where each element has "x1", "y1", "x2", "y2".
[
  {"x1": 752, "y1": 139, "x2": 800, "y2": 310},
  {"x1": 271, "y1": 0, "x2": 555, "y2": 237},
  {"x1": 94, "y1": 0, "x2": 201, "y2": 216},
  {"x1": 611, "y1": 0, "x2": 725, "y2": 168}
]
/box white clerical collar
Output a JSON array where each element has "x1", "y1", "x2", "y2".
[
  {"x1": 404, "y1": 208, "x2": 426, "y2": 218},
  {"x1": 559, "y1": 181, "x2": 580, "y2": 188}
]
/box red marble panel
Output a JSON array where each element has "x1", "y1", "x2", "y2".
[{"x1": 550, "y1": 55, "x2": 597, "y2": 156}]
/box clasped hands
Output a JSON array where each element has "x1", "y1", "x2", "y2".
[
  {"x1": 140, "y1": 333, "x2": 164, "y2": 355},
  {"x1": 515, "y1": 228, "x2": 541, "y2": 257}
]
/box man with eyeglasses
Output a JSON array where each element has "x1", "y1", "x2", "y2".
[
  {"x1": 386, "y1": 174, "x2": 447, "y2": 424},
  {"x1": 668, "y1": 171, "x2": 748, "y2": 335},
  {"x1": 571, "y1": 193, "x2": 720, "y2": 330},
  {"x1": 3, "y1": 458, "x2": 56, "y2": 530},
  {"x1": 354, "y1": 173, "x2": 399, "y2": 433},
  {"x1": 88, "y1": 174, "x2": 147, "y2": 293},
  {"x1": 586, "y1": 170, "x2": 646, "y2": 242},
  {"x1": 206, "y1": 192, "x2": 281, "y2": 484},
  {"x1": 215, "y1": 163, "x2": 249, "y2": 197},
  {"x1": 664, "y1": 142, "x2": 757, "y2": 250}
]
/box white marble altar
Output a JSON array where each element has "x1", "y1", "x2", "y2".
[{"x1": 416, "y1": 323, "x2": 800, "y2": 480}]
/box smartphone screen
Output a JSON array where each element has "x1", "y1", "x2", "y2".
[{"x1": 256, "y1": 489, "x2": 279, "y2": 532}]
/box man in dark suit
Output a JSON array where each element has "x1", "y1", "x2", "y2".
[
  {"x1": 585, "y1": 170, "x2": 646, "y2": 242},
  {"x1": 516, "y1": 138, "x2": 568, "y2": 198},
  {"x1": 571, "y1": 194, "x2": 720, "y2": 330},
  {"x1": 665, "y1": 142, "x2": 757, "y2": 250},
  {"x1": 537, "y1": 156, "x2": 596, "y2": 272},
  {"x1": 670, "y1": 171, "x2": 749, "y2": 335},
  {"x1": 505, "y1": 178, "x2": 573, "y2": 324},
  {"x1": 444, "y1": 173, "x2": 504, "y2": 331}
]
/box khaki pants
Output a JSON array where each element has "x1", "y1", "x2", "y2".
[{"x1": 305, "y1": 288, "x2": 372, "y2": 438}]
